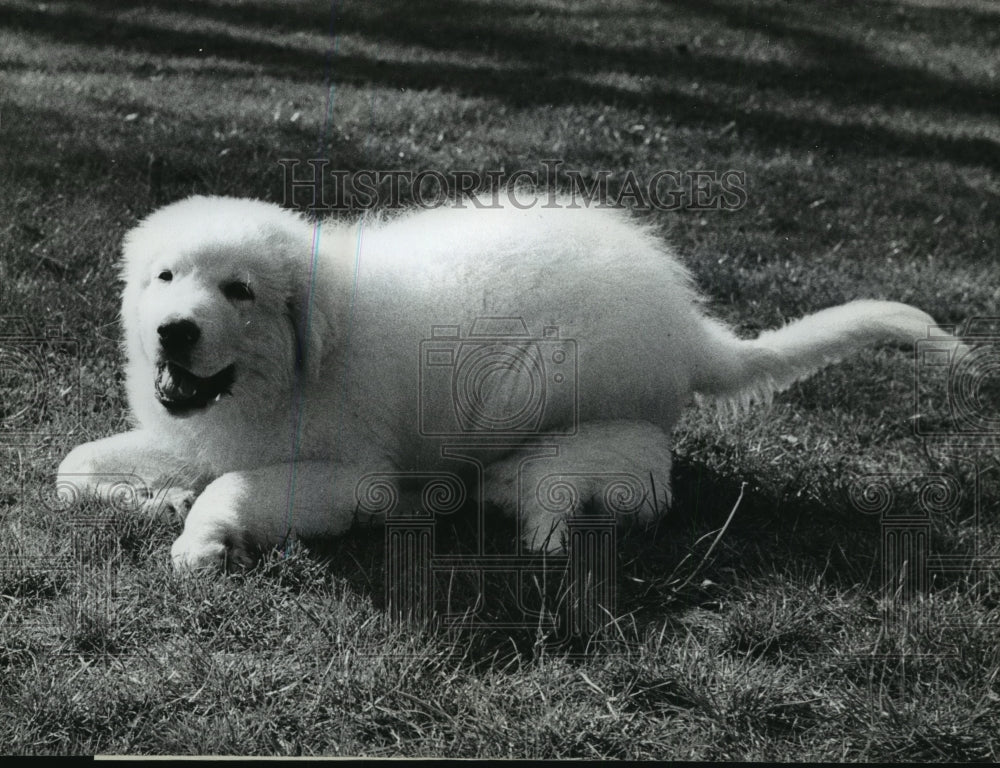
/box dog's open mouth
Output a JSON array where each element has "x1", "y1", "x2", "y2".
[{"x1": 155, "y1": 361, "x2": 236, "y2": 414}]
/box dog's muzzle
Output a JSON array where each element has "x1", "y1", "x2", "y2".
[
  {"x1": 157, "y1": 319, "x2": 201, "y2": 364},
  {"x1": 155, "y1": 361, "x2": 236, "y2": 415}
]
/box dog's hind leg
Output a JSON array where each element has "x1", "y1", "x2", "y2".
[{"x1": 483, "y1": 420, "x2": 673, "y2": 553}]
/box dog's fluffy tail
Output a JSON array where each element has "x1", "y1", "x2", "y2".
[{"x1": 692, "y1": 299, "x2": 940, "y2": 408}]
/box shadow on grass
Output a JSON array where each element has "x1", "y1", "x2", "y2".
[
  {"x1": 3, "y1": 0, "x2": 999, "y2": 170},
  {"x1": 293, "y1": 452, "x2": 888, "y2": 667},
  {"x1": 0, "y1": 98, "x2": 368, "y2": 223},
  {"x1": 68, "y1": 0, "x2": 1000, "y2": 120},
  {"x1": 300, "y1": 448, "x2": 992, "y2": 668}
]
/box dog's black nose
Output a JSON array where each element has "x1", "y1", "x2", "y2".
[{"x1": 157, "y1": 319, "x2": 201, "y2": 355}]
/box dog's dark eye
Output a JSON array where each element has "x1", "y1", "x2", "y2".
[
  {"x1": 222, "y1": 281, "x2": 254, "y2": 301},
  {"x1": 158, "y1": 270, "x2": 173, "y2": 282}
]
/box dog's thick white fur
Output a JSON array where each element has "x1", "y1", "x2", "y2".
[{"x1": 57, "y1": 195, "x2": 942, "y2": 571}]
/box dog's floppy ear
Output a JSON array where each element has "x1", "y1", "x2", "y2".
[
  {"x1": 285, "y1": 218, "x2": 355, "y2": 381},
  {"x1": 287, "y1": 281, "x2": 333, "y2": 381}
]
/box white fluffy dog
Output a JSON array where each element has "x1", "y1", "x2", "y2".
[{"x1": 58, "y1": 195, "x2": 943, "y2": 571}]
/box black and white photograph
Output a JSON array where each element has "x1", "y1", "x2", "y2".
[{"x1": 2, "y1": 0, "x2": 999, "y2": 759}]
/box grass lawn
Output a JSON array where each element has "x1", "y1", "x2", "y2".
[{"x1": 2, "y1": 0, "x2": 999, "y2": 759}]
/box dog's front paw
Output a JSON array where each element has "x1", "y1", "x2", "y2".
[
  {"x1": 170, "y1": 530, "x2": 254, "y2": 574},
  {"x1": 142, "y1": 487, "x2": 198, "y2": 520}
]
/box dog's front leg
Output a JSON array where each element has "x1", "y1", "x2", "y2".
[
  {"x1": 57, "y1": 430, "x2": 211, "y2": 518},
  {"x1": 170, "y1": 461, "x2": 388, "y2": 572}
]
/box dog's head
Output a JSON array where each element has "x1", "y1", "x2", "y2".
[{"x1": 120, "y1": 196, "x2": 346, "y2": 423}]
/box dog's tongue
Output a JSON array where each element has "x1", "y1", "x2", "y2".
[
  {"x1": 154, "y1": 361, "x2": 235, "y2": 413},
  {"x1": 156, "y1": 363, "x2": 199, "y2": 402}
]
